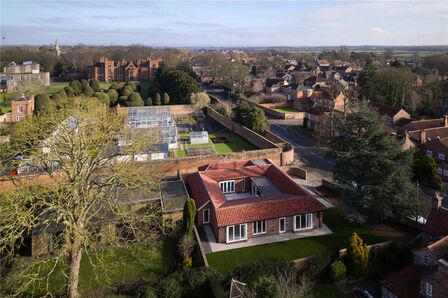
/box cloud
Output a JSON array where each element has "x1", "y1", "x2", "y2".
[{"x1": 371, "y1": 27, "x2": 383, "y2": 33}]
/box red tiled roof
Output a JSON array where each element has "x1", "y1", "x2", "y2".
[
  {"x1": 202, "y1": 165, "x2": 269, "y2": 181},
  {"x1": 423, "y1": 207, "x2": 448, "y2": 237},
  {"x1": 427, "y1": 235, "x2": 448, "y2": 260},
  {"x1": 186, "y1": 172, "x2": 212, "y2": 209},
  {"x1": 381, "y1": 265, "x2": 424, "y2": 298},
  {"x1": 311, "y1": 90, "x2": 333, "y2": 100},
  {"x1": 307, "y1": 106, "x2": 329, "y2": 116},
  {"x1": 369, "y1": 102, "x2": 406, "y2": 118},
  {"x1": 216, "y1": 194, "x2": 326, "y2": 226},
  {"x1": 186, "y1": 161, "x2": 326, "y2": 226},
  {"x1": 408, "y1": 118, "x2": 445, "y2": 131}
]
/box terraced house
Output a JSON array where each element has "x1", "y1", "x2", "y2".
[{"x1": 187, "y1": 160, "x2": 326, "y2": 244}]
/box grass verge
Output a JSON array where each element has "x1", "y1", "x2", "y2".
[{"x1": 207, "y1": 208, "x2": 381, "y2": 274}]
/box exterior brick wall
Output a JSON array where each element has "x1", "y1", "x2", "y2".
[{"x1": 214, "y1": 212, "x2": 321, "y2": 243}]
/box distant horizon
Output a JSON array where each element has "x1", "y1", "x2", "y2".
[
  {"x1": 2, "y1": 43, "x2": 448, "y2": 49},
  {"x1": 1, "y1": 1, "x2": 447, "y2": 47}
]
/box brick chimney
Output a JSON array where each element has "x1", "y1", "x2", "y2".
[
  {"x1": 433, "y1": 192, "x2": 443, "y2": 210},
  {"x1": 444, "y1": 115, "x2": 448, "y2": 127},
  {"x1": 420, "y1": 129, "x2": 427, "y2": 144}
]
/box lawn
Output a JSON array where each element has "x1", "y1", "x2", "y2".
[
  {"x1": 315, "y1": 283, "x2": 348, "y2": 298},
  {"x1": 2, "y1": 238, "x2": 176, "y2": 297},
  {"x1": 207, "y1": 208, "x2": 382, "y2": 274},
  {"x1": 175, "y1": 132, "x2": 257, "y2": 157},
  {"x1": 274, "y1": 107, "x2": 298, "y2": 113}
]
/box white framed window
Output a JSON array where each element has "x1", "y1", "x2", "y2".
[
  {"x1": 294, "y1": 213, "x2": 313, "y2": 231},
  {"x1": 219, "y1": 180, "x2": 235, "y2": 194},
  {"x1": 279, "y1": 217, "x2": 286, "y2": 233},
  {"x1": 226, "y1": 224, "x2": 247, "y2": 243},
  {"x1": 251, "y1": 182, "x2": 262, "y2": 196},
  {"x1": 444, "y1": 169, "x2": 448, "y2": 177},
  {"x1": 438, "y1": 153, "x2": 445, "y2": 160},
  {"x1": 18, "y1": 105, "x2": 24, "y2": 113},
  {"x1": 253, "y1": 220, "x2": 267, "y2": 235},
  {"x1": 203, "y1": 209, "x2": 210, "y2": 224},
  {"x1": 425, "y1": 282, "x2": 432, "y2": 297},
  {"x1": 437, "y1": 167, "x2": 443, "y2": 174},
  {"x1": 426, "y1": 150, "x2": 433, "y2": 157},
  {"x1": 15, "y1": 115, "x2": 22, "y2": 121}
]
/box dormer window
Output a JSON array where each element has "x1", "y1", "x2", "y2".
[
  {"x1": 438, "y1": 153, "x2": 445, "y2": 161},
  {"x1": 219, "y1": 180, "x2": 235, "y2": 194},
  {"x1": 425, "y1": 282, "x2": 432, "y2": 297},
  {"x1": 18, "y1": 105, "x2": 24, "y2": 113}
]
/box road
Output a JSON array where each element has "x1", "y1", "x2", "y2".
[{"x1": 205, "y1": 87, "x2": 335, "y2": 184}]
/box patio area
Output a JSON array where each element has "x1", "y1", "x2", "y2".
[{"x1": 198, "y1": 224, "x2": 333, "y2": 253}]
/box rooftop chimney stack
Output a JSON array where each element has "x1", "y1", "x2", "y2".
[
  {"x1": 433, "y1": 192, "x2": 443, "y2": 211},
  {"x1": 420, "y1": 129, "x2": 427, "y2": 144},
  {"x1": 444, "y1": 115, "x2": 448, "y2": 127}
]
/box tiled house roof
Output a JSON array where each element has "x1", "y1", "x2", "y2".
[
  {"x1": 187, "y1": 160, "x2": 326, "y2": 227},
  {"x1": 369, "y1": 102, "x2": 405, "y2": 118},
  {"x1": 381, "y1": 265, "x2": 424, "y2": 298},
  {"x1": 423, "y1": 207, "x2": 448, "y2": 237}
]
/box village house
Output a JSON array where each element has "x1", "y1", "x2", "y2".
[
  {"x1": 0, "y1": 95, "x2": 34, "y2": 123},
  {"x1": 187, "y1": 160, "x2": 327, "y2": 244},
  {"x1": 403, "y1": 120, "x2": 448, "y2": 181},
  {"x1": 381, "y1": 197, "x2": 448, "y2": 298},
  {"x1": 265, "y1": 78, "x2": 289, "y2": 94},
  {"x1": 369, "y1": 102, "x2": 411, "y2": 127},
  {"x1": 0, "y1": 61, "x2": 50, "y2": 93}
]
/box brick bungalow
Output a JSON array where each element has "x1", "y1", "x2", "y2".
[{"x1": 186, "y1": 160, "x2": 326, "y2": 244}]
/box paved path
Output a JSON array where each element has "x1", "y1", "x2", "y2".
[{"x1": 202, "y1": 224, "x2": 333, "y2": 253}]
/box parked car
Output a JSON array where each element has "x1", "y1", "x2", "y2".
[{"x1": 352, "y1": 287, "x2": 374, "y2": 298}]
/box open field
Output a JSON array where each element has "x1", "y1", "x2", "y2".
[
  {"x1": 1, "y1": 238, "x2": 176, "y2": 297},
  {"x1": 207, "y1": 208, "x2": 382, "y2": 274}
]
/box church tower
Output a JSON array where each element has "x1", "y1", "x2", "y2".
[{"x1": 54, "y1": 38, "x2": 61, "y2": 56}]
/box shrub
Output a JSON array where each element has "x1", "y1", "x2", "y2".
[
  {"x1": 34, "y1": 93, "x2": 51, "y2": 114},
  {"x1": 182, "y1": 198, "x2": 196, "y2": 235},
  {"x1": 121, "y1": 87, "x2": 133, "y2": 97},
  {"x1": 83, "y1": 86, "x2": 94, "y2": 97},
  {"x1": 145, "y1": 97, "x2": 153, "y2": 106},
  {"x1": 125, "y1": 81, "x2": 136, "y2": 91},
  {"x1": 94, "y1": 92, "x2": 110, "y2": 106},
  {"x1": 190, "y1": 92, "x2": 210, "y2": 108},
  {"x1": 107, "y1": 89, "x2": 119, "y2": 105},
  {"x1": 109, "y1": 82, "x2": 121, "y2": 90},
  {"x1": 64, "y1": 86, "x2": 75, "y2": 98},
  {"x1": 231, "y1": 259, "x2": 295, "y2": 287},
  {"x1": 347, "y1": 233, "x2": 369, "y2": 276},
  {"x1": 215, "y1": 102, "x2": 232, "y2": 118},
  {"x1": 89, "y1": 79, "x2": 100, "y2": 92},
  {"x1": 80, "y1": 79, "x2": 89, "y2": 91},
  {"x1": 69, "y1": 80, "x2": 82, "y2": 95},
  {"x1": 330, "y1": 260, "x2": 346, "y2": 282},
  {"x1": 153, "y1": 93, "x2": 161, "y2": 106},
  {"x1": 308, "y1": 250, "x2": 337, "y2": 278},
  {"x1": 163, "y1": 92, "x2": 170, "y2": 105},
  {"x1": 159, "y1": 276, "x2": 182, "y2": 298},
  {"x1": 127, "y1": 92, "x2": 144, "y2": 107},
  {"x1": 183, "y1": 257, "x2": 193, "y2": 269},
  {"x1": 252, "y1": 276, "x2": 280, "y2": 298},
  {"x1": 57, "y1": 88, "x2": 67, "y2": 98}
]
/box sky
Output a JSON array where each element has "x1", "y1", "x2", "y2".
[{"x1": 1, "y1": 0, "x2": 447, "y2": 47}]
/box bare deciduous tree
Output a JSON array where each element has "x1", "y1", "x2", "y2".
[{"x1": 0, "y1": 98, "x2": 163, "y2": 297}]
